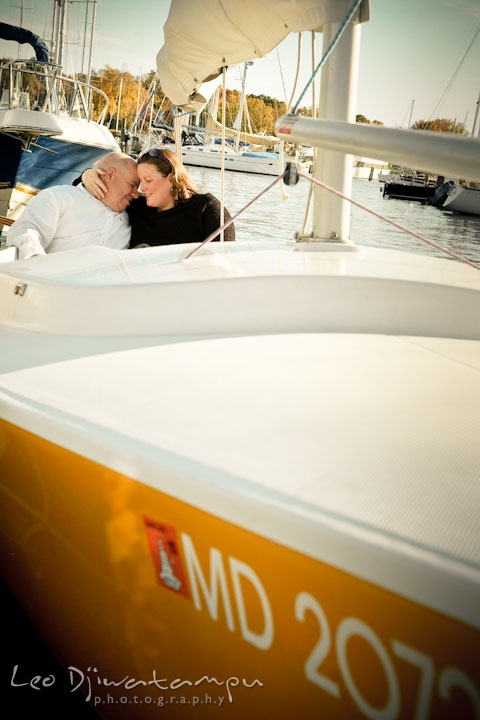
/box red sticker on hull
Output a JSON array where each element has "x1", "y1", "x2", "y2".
[{"x1": 143, "y1": 517, "x2": 190, "y2": 598}]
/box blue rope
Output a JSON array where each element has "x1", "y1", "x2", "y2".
[{"x1": 292, "y1": 0, "x2": 364, "y2": 114}]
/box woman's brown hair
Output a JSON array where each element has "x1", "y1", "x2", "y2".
[{"x1": 137, "y1": 147, "x2": 196, "y2": 204}]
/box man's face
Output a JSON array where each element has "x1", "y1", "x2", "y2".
[{"x1": 106, "y1": 164, "x2": 139, "y2": 212}]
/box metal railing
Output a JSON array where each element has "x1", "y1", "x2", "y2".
[{"x1": 0, "y1": 59, "x2": 110, "y2": 124}]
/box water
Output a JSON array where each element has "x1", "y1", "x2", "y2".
[{"x1": 187, "y1": 166, "x2": 480, "y2": 266}]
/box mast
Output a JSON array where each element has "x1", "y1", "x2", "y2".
[
  {"x1": 233, "y1": 61, "x2": 253, "y2": 151},
  {"x1": 472, "y1": 88, "x2": 480, "y2": 137},
  {"x1": 85, "y1": 0, "x2": 97, "y2": 116},
  {"x1": 312, "y1": 20, "x2": 362, "y2": 242},
  {"x1": 15, "y1": 0, "x2": 31, "y2": 58},
  {"x1": 408, "y1": 99, "x2": 415, "y2": 128},
  {"x1": 115, "y1": 76, "x2": 123, "y2": 133},
  {"x1": 86, "y1": 0, "x2": 97, "y2": 88},
  {"x1": 81, "y1": 0, "x2": 89, "y2": 76},
  {"x1": 133, "y1": 67, "x2": 142, "y2": 135},
  {"x1": 55, "y1": 0, "x2": 67, "y2": 68}
]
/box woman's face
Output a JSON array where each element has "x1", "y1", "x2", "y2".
[{"x1": 137, "y1": 162, "x2": 174, "y2": 211}]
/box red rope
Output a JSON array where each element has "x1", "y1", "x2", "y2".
[{"x1": 299, "y1": 171, "x2": 480, "y2": 271}]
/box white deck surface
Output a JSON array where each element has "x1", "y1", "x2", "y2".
[{"x1": 1, "y1": 330, "x2": 479, "y2": 567}]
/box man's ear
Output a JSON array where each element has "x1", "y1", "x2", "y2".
[{"x1": 103, "y1": 168, "x2": 116, "y2": 183}]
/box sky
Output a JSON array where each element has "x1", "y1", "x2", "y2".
[{"x1": 1, "y1": 0, "x2": 479, "y2": 131}]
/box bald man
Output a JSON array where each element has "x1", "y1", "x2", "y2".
[{"x1": 7, "y1": 152, "x2": 139, "y2": 260}]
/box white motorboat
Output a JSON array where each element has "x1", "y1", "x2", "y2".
[
  {"x1": 1, "y1": 1, "x2": 479, "y2": 718},
  {"x1": 443, "y1": 183, "x2": 480, "y2": 216}
]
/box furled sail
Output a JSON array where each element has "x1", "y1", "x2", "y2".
[
  {"x1": 0, "y1": 21, "x2": 49, "y2": 62},
  {"x1": 156, "y1": 0, "x2": 369, "y2": 110}
]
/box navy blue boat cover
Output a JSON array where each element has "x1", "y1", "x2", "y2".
[{"x1": 0, "y1": 22, "x2": 49, "y2": 62}]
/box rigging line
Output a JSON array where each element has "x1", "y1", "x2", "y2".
[
  {"x1": 137, "y1": 80, "x2": 160, "y2": 123},
  {"x1": 276, "y1": 46, "x2": 288, "y2": 106},
  {"x1": 292, "y1": 0, "x2": 363, "y2": 114},
  {"x1": 278, "y1": 33, "x2": 303, "y2": 201},
  {"x1": 400, "y1": 100, "x2": 412, "y2": 129},
  {"x1": 298, "y1": 171, "x2": 480, "y2": 271},
  {"x1": 429, "y1": 22, "x2": 480, "y2": 121},
  {"x1": 220, "y1": 66, "x2": 226, "y2": 242},
  {"x1": 183, "y1": 175, "x2": 284, "y2": 261},
  {"x1": 288, "y1": 33, "x2": 303, "y2": 113}
]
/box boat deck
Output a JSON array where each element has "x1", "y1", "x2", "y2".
[{"x1": 1, "y1": 242, "x2": 479, "y2": 629}]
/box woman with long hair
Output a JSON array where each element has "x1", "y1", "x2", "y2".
[{"x1": 80, "y1": 147, "x2": 235, "y2": 247}]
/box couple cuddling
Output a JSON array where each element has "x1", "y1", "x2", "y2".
[{"x1": 8, "y1": 148, "x2": 235, "y2": 260}]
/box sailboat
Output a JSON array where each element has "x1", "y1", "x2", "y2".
[
  {"x1": 0, "y1": 3, "x2": 119, "y2": 233},
  {"x1": 164, "y1": 139, "x2": 286, "y2": 175},
  {"x1": 1, "y1": 1, "x2": 479, "y2": 718},
  {"x1": 157, "y1": 63, "x2": 290, "y2": 175}
]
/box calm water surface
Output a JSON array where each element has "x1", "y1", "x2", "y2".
[{"x1": 188, "y1": 166, "x2": 480, "y2": 266}]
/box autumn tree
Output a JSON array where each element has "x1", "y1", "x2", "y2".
[
  {"x1": 292, "y1": 106, "x2": 312, "y2": 117},
  {"x1": 247, "y1": 94, "x2": 287, "y2": 132},
  {"x1": 215, "y1": 89, "x2": 287, "y2": 135},
  {"x1": 246, "y1": 96, "x2": 276, "y2": 134},
  {"x1": 412, "y1": 118, "x2": 467, "y2": 134},
  {"x1": 355, "y1": 114, "x2": 383, "y2": 125},
  {"x1": 88, "y1": 66, "x2": 159, "y2": 128}
]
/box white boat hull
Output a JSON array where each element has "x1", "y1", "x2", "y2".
[
  {"x1": 443, "y1": 184, "x2": 480, "y2": 216},
  {"x1": 0, "y1": 56, "x2": 120, "y2": 231},
  {"x1": 352, "y1": 156, "x2": 387, "y2": 181},
  {"x1": 162, "y1": 144, "x2": 285, "y2": 175},
  {"x1": 0, "y1": 110, "x2": 119, "y2": 221}
]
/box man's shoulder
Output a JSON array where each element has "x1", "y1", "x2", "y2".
[{"x1": 37, "y1": 184, "x2": 83, "y2": 200}]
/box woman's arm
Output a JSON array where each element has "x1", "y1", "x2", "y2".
[
  {"x1": 202, "y1": 195, "x2": 235, "y2": 242},
  {"x1": 72, "y1": 168, "x2": 108, "y2": 199},
  {"x1": 79, "y1": 168, "x2": 108, "y2": 199}
]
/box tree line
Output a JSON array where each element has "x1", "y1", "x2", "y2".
[
  {"x1": 356, "y1": 113, "x2": 467, "y2": 134},
  {"x1": 62, "y1": 65, "x2": 468, "y2": 135},
  {"x1": 87, "y1": 67, "x2": 293, "y2": 135}
]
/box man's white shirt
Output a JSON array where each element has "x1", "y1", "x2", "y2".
[{"x1": 7, "y1": 184, "x2": 131, "y2": 259}]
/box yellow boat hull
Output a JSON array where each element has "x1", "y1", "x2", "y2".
[{"x1": 1, "y1": 419, "x2": 478, "y2": 719}]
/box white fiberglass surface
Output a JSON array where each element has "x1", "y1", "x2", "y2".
[
  {"x1": 1, "y1": 242, "x2": 480, "y2": 289},
  {"x1": 1, "y1": 332, "x2": 479, "y2": 571}
]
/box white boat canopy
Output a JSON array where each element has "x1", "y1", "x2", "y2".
[{"x1": 156, "y1": 0, "x2": 370, "y2": 110}]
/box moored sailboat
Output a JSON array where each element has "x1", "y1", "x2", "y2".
[
  {"x1": 155, "y1": 63, "x2": 289, "y2": 176},
  {"x1": 0, "y1": 6, "x2": 119, "y2": 233},
  {"x1": 0, "y1": 1, "x2": 479, "y2": 718}
]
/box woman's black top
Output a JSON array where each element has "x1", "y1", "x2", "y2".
[{"x1": 127, "y1": 193, "x2": 235, "y2": 247}]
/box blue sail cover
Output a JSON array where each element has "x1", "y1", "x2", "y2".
[{"x1": 0, "y1": 22, "x2": 49, "y2": 62}]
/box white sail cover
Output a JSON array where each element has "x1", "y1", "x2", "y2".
[{"x1": 157, "y1": 0, "x2": 369, "y2": 110}]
